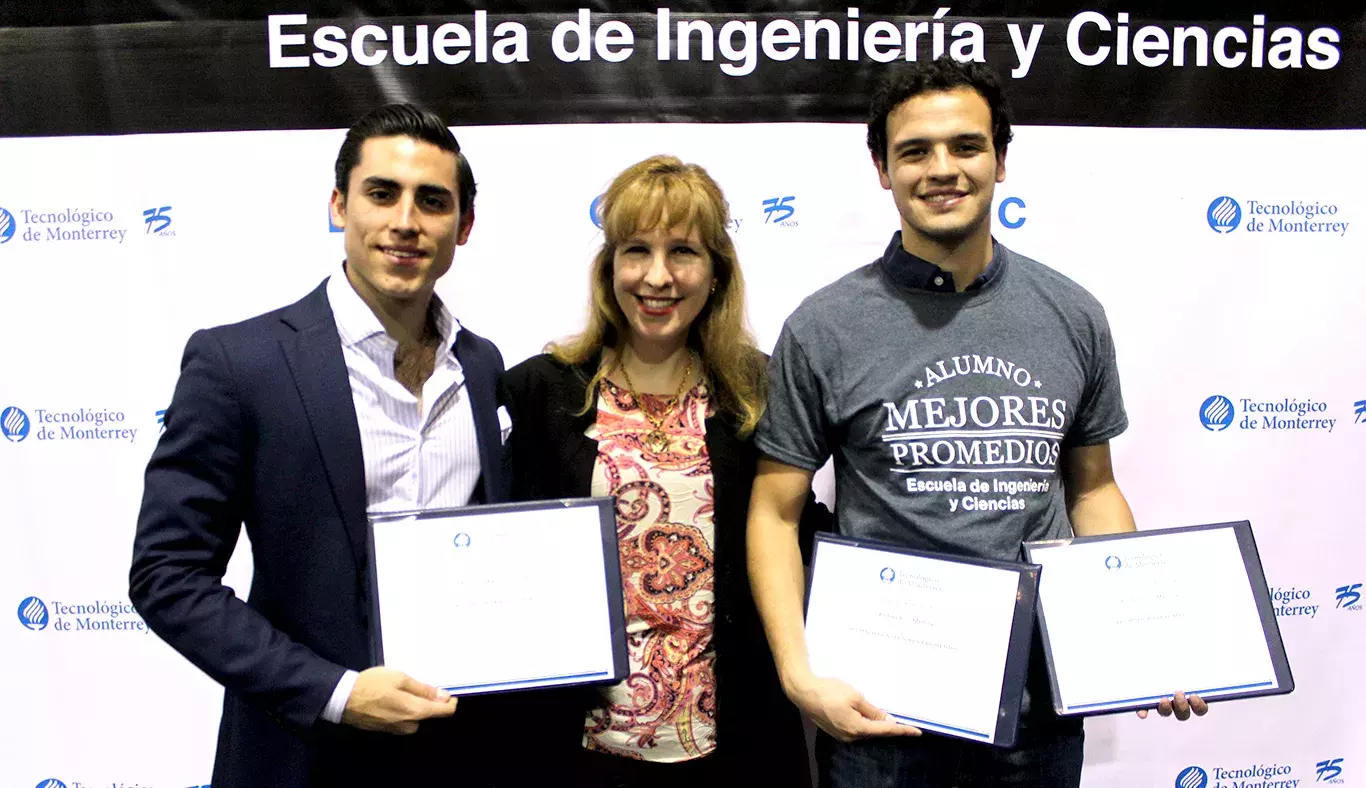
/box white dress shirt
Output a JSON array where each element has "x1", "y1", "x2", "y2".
[{"x1": 319, "y1": 269, "x2": 483, "y2": 723}]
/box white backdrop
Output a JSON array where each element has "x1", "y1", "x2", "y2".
[{"x1": 1, "y1": 122, "x2": 1362, "y2": 788}]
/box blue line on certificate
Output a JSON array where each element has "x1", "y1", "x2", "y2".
[
  {"x1": 891, "y1": 467, "x2": 1056, "y2": 474},
  {"x1": 1065, "y1": 681, "x2": 1276, "y2": 711},
  {"x1": 881, "y1": 429, "x2": 1064, "y2": 442},
  {"x1": 441, "y1": 670, "x2": 611, "y2": 693},
  {"x1": 885, "y1": 712, "x2": 990, "y2": 741}
]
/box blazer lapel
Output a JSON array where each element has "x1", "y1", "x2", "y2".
[
  {"x1": 455, "y1": 332, "x2": 504, "y2": 504},
  {"x1": 278, "y1": 282, "x2": 369, "y2": 566},
  {"x1": 564, "y1": 360, "x2": 601, "y2": 496}
]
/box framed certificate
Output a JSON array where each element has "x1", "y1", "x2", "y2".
[
  {"x1": 366, "y1": 498, "x2": 628, "y2": 696},
  {"x1": 1023, "y1": 521, "x2": 1294, "y2": 716},
  {"x1": 805, "y1": 533, "x2": 1040, "y2": 747}
]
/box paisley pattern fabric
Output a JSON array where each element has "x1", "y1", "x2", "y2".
[{"x1": 584, "y1": 378, "x2": 718, "y2": 763}]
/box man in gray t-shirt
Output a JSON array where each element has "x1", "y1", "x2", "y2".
[
  {"x1": 746, "y1": 59, "x2": 1206, "y2": 788},
  {"x1": 760, "y1": 234, "x2": 1128, "y2": 563}
]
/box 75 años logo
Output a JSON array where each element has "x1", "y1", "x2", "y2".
[
  {"x1": 1315, "y1": 758, "x2": 1344, "y2": 783},
  {"x1": 1335, "y1": 584, "x2": 1362, "y2": 610},
  {"x1": 143, "y1": 205, "x2": 174, "y2": 236},
  {"x1": 762, "y1": 196, "x2": 797, "y2": 226}
]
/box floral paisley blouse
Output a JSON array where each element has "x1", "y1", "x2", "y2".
[{"x1": 583, "y1": 378, "x2": 717, "y2": 763}]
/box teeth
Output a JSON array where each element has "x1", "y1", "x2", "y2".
[
  {"x1": 924, "y1": 194, "x2": 963, "y2": 203},
  {"x1": 386, "y1": 248, "x2": 421, "y2": 258},
  {"x1": 641, "y1": 298, "x2": 676, "y2": 309}
]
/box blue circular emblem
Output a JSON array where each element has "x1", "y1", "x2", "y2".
[
  {"x1": 1, "y1": 406, "x2": 31, "y2": 442},
  {"x1": 18, "y1": 596, "x2": 49, "y2": 631},
  {"x1": 1176, "y1": 766, "x2": 1209, "y2": 788},
  {"x1": 453, "y1": 533, "x2": 471, "y2": 548},
  {"x1": 1199, "y1": 395, "x2": 1235, "y2": 432},
  {"x1": 0, "y1": 207, "x2": 15, "y2": 244},
  {"x1": 879, "y1": 567, "x2": 896, "y2": 583},
  {"x1": 1104, "y1": 556, "x2": 1123, "y2": 570},
  {"x1": 37, "y1": 780, "x2": 69, "y2": 788},
  {"x1": 1207, "y1": 196, "x2": 1242, "y2": 234},
  {"x1": 589, "y1": 194, "x2": 605, "y2": 229}
]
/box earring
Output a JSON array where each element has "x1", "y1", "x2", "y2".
[{"x1": 709, "y1": 282, "x2": 717, "y2": 294}]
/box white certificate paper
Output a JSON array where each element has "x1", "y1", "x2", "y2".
[
  {"x1": 369, "y1": 501, "x2": 625, "y2": 695},
  {"x1": 1027, "y1": 524, "x2": 1284, "y2": 714},
  {"x1": 806, "y1": 538, "x2": 1032, "y2": 744}
]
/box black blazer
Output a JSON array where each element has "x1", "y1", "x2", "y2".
[
  {"x1": 129, "y1": 280, "x2": 509, "y2": 788},
  {"x1": 494, "y1": 352, "x2": 819, "y2": 786}
]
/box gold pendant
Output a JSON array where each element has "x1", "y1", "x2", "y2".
[{"x1": 646, "y1": 429, "x2": 671, "y2": 453}]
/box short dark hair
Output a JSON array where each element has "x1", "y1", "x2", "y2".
[
  {"x1": 866, "y1": 59, "x2": 1014, "y2": 168},
  {"x1": 333, "y1": 103, "x2": 477, "y2": 214}
]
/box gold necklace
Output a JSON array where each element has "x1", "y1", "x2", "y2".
[{"x1": 618, "y1": 353, "x2": 695, "y2": 454}]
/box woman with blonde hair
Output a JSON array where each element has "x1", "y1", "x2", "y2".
[{"x1": 497, "y1": 155, "x2": 819, "y2": 787}]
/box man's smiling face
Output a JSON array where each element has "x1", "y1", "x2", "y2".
[
  {"x1": 878, "y1": 87, "x2": 1007, "y2": 252},
  {"x1": 329, "y1": 134, "x2": 472, "y2": 306}
]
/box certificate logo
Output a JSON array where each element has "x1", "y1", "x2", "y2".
[
  {"x1": 2, "y1": 406, "x2": 31, "y2": 442},
  {"x1": 1199, "y1": 396, "x2": 1235, "y2": 432},
  {"x1": 1336, "y1": 584, "x2": 1363, "y2": 611},
  {"x1": 1176, "y1": 766, "x2": 1209, "y2": 788},
  {"x1": 1104, "y1": 555, "x2": 1123, "y2": 570},
  {"x1": 1316, "y1": 758, "x2": 1344, "y2": 783},
  {"x1": 453, "y1": 532, "x2": 471, "y2": 548},
  {"x1": 879, "y1": 567, "x2": 896, "y2": 583},
  {"x1": 1207, "y1": 197, "x2": 1242, "y2": 234},
  {"x1": 18, "y1": 596, "x2": 49, "y2": 631}
]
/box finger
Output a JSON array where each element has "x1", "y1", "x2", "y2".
[
  {"x1": 866, "y1": 719, "x2": 921, "y2": 737},
  {"x1": 1156, "y1": 697, "x2": 1174, "y2": 717},
  {"x1": 409, "y1": 696, "x2": 458, "y2": 720},
  {"x1": 1136, "y1": 709, "x2": 1149, "y2": 719},
  {"x1": 814, "y1": 718, "x2": 856, "y2": 743},
  {"x1": 397, "y1": 674, "x2": 444, "y2": 701},
  {"x1": 851, "y1": 695, "x2": 887, "y2": 721},
  {"x1": 1191, "y1": 695, "x2": 1209, "y2": 716},
  {"x1": 1173, "y1": 691, "x2": 1191, "y2": 722}
]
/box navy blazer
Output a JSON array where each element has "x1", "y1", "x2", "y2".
[
  {"x1": 129, "y1": 280, "x2": 508, "y2": 788},
  {"x1": 493, "y1": 352, "x2": 820, "y2": 787}
]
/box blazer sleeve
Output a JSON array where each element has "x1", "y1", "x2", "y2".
[
  {"x1": 129, "y1": 329, "x2": 345, "y2": 729},
  {"x1": 498, "y1": 359, "x2": 549, "y2": 503}
]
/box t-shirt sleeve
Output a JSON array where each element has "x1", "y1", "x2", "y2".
[
  {"x1": 1065, "y1": 307, "x2": 1129, "y2": 447},
  {"x1": 755, "y1": 322, "x2": 832, "y2": 472}
]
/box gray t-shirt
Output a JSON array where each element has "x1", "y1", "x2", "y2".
[{"x1": 757, "y1": 237, "x2": 1128, "y2": 562}]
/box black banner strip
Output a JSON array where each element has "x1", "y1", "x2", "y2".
[{"x1": 1, "y1": 4, "x2": 1361, "y2": 136}]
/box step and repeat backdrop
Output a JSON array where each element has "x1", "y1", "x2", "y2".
[{"x1": 1, "y1": 3, "x2": 1362, "y2": 787}]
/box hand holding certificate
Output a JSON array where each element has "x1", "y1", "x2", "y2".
[
  {"x1": 1024, "y1": 521, "x2": 1293, "y2": 718},
  {"x1": 803, "y1": 534, "x2": 1040, "y2": 746},
  {"x1": 366, "y1": 498, "x2": 628, "y2": 696}
]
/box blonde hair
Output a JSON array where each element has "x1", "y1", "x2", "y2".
[{"x1": 550, "y1": 155, "x2": 767, "y2": 436}]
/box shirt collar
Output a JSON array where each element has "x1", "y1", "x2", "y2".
[
  {"x1": 326, "y1": 264, "x2": 461, "y2": 353},
  {"x1": 878, "y1": 231, "x2": 1003, "y2": 293}
]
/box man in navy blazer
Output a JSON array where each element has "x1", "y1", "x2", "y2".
[{"x1": 130, "y1": 105, "x2": 509, "y2": 787}]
